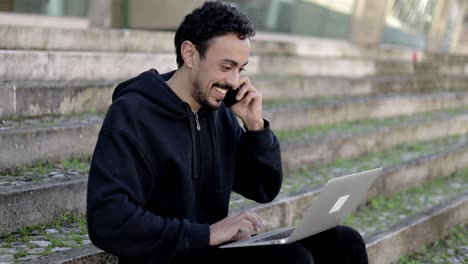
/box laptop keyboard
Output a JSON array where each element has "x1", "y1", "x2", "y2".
[{"x1": 254, "y1": 228, "x2": 294, "y2": 242}]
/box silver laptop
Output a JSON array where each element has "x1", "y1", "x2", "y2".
[{"x1": 220, "y1": 167, "x2": 382, "y2": 248}]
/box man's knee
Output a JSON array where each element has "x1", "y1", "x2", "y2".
[
  {"x1": 287, "y1": 244, "x2": 315, "y2": 264},
  {"x1": 334, "y1": 225, "x2": 366, "y2": 246}
]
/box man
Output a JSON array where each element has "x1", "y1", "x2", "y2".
[{"x1": 87, "y1": 1, "x2": 368, "y2": 263}]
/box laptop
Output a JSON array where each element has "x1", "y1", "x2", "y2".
[{"x1": 219, "y1": 167, "x2": 382, "y2": 248}]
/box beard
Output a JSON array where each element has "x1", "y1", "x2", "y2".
[
  {"x1": 191, "y1": 80, "x2": 211, "y2": 109},
  {"x1": 191, "y1": 79, "x2": 232, "y2": 110}
]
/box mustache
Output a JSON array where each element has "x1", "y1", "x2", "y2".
[{"x1": 213, "y1": 83, "x2": 233, "y2": 90}]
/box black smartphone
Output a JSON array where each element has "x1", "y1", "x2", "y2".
[{"x1": 223, "y1": 88, "x2": 240, "y2": 107}]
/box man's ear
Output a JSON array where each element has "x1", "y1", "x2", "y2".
[{"x1": 181, "y1": 40, "x2": 197, "y2": 68}]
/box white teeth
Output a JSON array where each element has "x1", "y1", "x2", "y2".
[{"x1": 215, "y1": 87, "x2": 227, "y2": 95}]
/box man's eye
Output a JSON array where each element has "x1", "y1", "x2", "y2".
[
  {"x1": 221, "y1": 66, "x2": 231, "y2": 71},
  {"x1": 239, "y1": 67, "x2": 246, "y2": 72}
]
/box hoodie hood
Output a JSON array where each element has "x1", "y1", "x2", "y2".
[{"x1": 112, "y1": 69, "x2": 189, "y2": 119}]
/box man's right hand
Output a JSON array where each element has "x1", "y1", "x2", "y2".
[{"x1": 209, "y1": 210, "x2": 263, "y2": 246}]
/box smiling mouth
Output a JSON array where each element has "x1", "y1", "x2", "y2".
[{"x1": 214, "y1": 86, "x2": 228, "y2": 95}]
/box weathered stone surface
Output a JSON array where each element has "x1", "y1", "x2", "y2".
[
  {"x1": 21, "y1": 193, "x2": 467, "y2": 264},
  {"x1": 0, "y1": 25, "x2": 174, "y2": 52},
  {"x1": 0, "y1": 254, "x2": 14, "y2": 262},
  {"x1": 255, "y1": 56, "x2": 375, "y2": 77},
  {"x1": 281, "y1": 113, "x2": 468, "y2": 171},
  {"x1": 264, "y1": 91, "x2": 468, "y2": 131},
  {"x1": 0, "y1": 25, "x2": 419, "y2": 60},
  {"x1": 367, "y1": 144, "x2": 468, "y2": 199},
  {"x1": 14, "y1": 82, "x2": 113, "y2": 118},
  {"x1": 0, "y1": 50, "x2": 176, "y2": 82},
  {"x1": 0, "y1": 86, "x2": 14, "y2": 118},
  {"x1": 0, "y1": 179, "x2": 87, "y2": 234},
  {"x1": 1, "y1": 49, "x2": 467, "y2": 84},
  {"x1": 0, "y1": 118, "x2": 101, "y2": 169},
  {"x1": 3, "y1": 141, "x2": 466, "y2": 235},
  {"x1": 366, "y1": 194, "x2": 468, "y2": 264},
  {"x1": 28, "y1": 245, "x2": 117, "y2": 264}
]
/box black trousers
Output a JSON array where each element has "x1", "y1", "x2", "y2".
[{"x1": 172, "y1": 226, "x2": 368, "y2": 264}]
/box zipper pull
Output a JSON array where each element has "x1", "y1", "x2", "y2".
[{"x1": 194, "y1": 112, "x2": 200, "y2": 131}]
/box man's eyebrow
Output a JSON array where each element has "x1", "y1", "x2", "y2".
[{"x1": 220, "y1": 59, "x2": 249, "y2": 67}]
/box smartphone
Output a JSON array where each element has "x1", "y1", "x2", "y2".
[{"x1": 223, "y1": 88, "x2": 240, "y2": 107}]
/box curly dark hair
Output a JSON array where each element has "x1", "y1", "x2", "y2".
[{"x1": 174, "y1": 1, "x2": 255, "y2": 68}]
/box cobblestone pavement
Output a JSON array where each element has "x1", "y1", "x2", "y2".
[{"x1": 0, "y1": 221, "x2": 90, "y2": 263}]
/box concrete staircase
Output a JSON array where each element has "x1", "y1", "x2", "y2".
[{"x1": 0, "y1": 25, "x2": 467, "y2": 263}]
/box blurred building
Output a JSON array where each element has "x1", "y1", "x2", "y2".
[{"x1": 0, "y1": 0, "x2": 466, "y2": 53}]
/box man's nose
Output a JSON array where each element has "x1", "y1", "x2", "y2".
[{"x1": 227, "y1": 71, "x2": 240, "y2": 89}]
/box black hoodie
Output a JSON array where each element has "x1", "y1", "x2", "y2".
[{"x1": 86, "y1": 69, "x2": 283, "y2": 263}]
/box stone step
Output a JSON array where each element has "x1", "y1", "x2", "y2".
[
  {"x1": 395, "y1": 223, "x2": 467, "y2": 263},
  {"x1": 1, "y1": 108, "x2": 467, "y2": 170},
  {"x1": 279, "y1": 110, "x2": 468, "y2": 171},
  {"x1": 230, "y1": 135, "x2": 468, "y2": 212},
  {"x1": 2, "y1": 167, "x2": 465, "y2": 263},
  {"x1": 346, "y1": 171, "x2": 466, "y2": 238},
  {"x1": 3, "y1": 75, "x2": 468, "y2": 119},
  {"x1": 252, "y1": 173, "x2": 467, "y2": 263},
  {"x1": 1, "y1": 134, "x2": 466, "y2": 237},
  {"x1": 0, "y1": 25, "x2": 422, "y2": 61},
  {"x1": 260, "y1": 57, "x2": 468, "y2": 77},
  {"x1": 0, "y1": 13, "x2": 88, "y2": 29},
  {"x1": 238, "y1": 148, "x2": 468, "y2": 230},
  {"x1": 0, "y1": 158, "x2": 89, "y2": 235},
  {"x1": 2, "y1": 49, "x2": 467, "y2": 82},
  {"x1": 264, "y1": 91, "x2": 468, "y2": 131},
  {"x1": 254, "y1": 74, "x2": 468, "y2": 100},
  {"x1": 0, "y1": 79, "x2": 468, "y2": 126},
  {"x1": 365, "y1": 193, "x2": 467, "y2": 263},
  {"x1": 0, "y1": 178, "x2": 87, "y2": 235},
  {"x1": 0, "y1": 81, "x2": 115, "y2": 119},
  {"x1": 0, "y1": 114, "x2": 102, "y2": 169},
  {"x1": 0, "y1": 50, "x2": 176, "y2": 82},
  {"x1": 0, "y1": 25, "x2": 175, "y2": 53},
  {"x1": 254, "y1": 32, "x2": 422, "y2": 61},
  {"x1": 5, "y1": 25, "x2": 468, "y2": 65}
]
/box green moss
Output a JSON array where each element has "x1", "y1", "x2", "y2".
[
  {"x1": 0, "y1": 212, "x2": 88, "y2": 259},
  {"x1": 0, "y1": 156, "x2": 90, "y2": 177},
  {"x1": 398, "y1": 224, "x2": 468, "y2": 263},
  {"x1": 71, "y1": 234, "x2": 84, "y2": 246},
  {"x1": 13, "y1": 249, "x2": 26, "y2": 259},
  {"x1": 230, "y1": 134, "x2": 468, "y2": 211},
  {"x1": 343, "y1": 170, "x2": 467, "y2": 235},
  {"x1": 77, "y1": 216, "x2": 88, "y2": 235},
  {"x1": 52, "y1": 212, "x2": 85, "y2": 229},
  {"x1": 40, "y1": 246, "x2": 52, "y2": 256},
  {"x1": 0, "y1": 212, "x2": 86, "y2": 240},
  {"x1": 275, "y1": 106, "x2": 468, "y2": 141}
]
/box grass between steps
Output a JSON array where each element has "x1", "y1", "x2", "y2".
[
  {"x1": 262, "y1": 91, "x2": 465, "y2": 110},
  {"x1": 0, "y1": 111, "x2": 105, "y2": 130},
  {"x1": 0, "y1": 170, "x2": 465, "y2": 261},
  {"x1": 230, "y1": 134, "x2": 468, "y2": 211},
  {"x1": 0, "y1": 156, "x2": 90, "y2": 189},
  {"x1": 0, "y1": 156, "x2": 90, "y2": 178},
  {"x1": 397, "y1": 223, "x2": 468, "y2": 264},
  {"x1": 274, "y1": 106, "x2": 468, "y2": 143},
  {"x1": 263, "y1": 96, "x2": 337, "y2": 109},
  {"x1": 0, "y1": 212, "x2": 87, "y2": 259},
  {"x1": 343, "y1": 169, "x2": 467, "y2": 236}
]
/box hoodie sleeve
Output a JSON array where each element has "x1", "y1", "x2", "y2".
[
  {"x1": 232, "y1": 119, "x2": 283, "y2": 203},
  {"x1": 86, "y1": 129, "x2": 210, "y2": 259}
]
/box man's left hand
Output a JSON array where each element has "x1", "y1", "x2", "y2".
[{"x1": 229, "y1": 76, "x2": 264, "y2": 131}]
